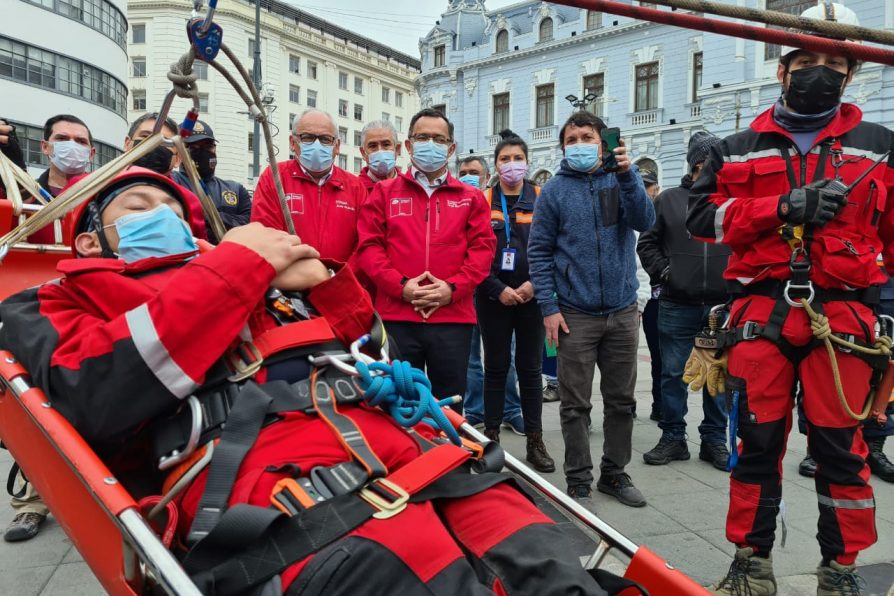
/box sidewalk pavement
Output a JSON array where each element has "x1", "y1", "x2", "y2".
[{"x1": 1, "y1": 330, "x2": 893, "y2": 595}]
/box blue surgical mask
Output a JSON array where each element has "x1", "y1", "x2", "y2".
[
  {"x1": 411, "y1": 141, "x2": 449, "y2": 173},
  {"x1": 298, "y1": 140, "x2": 334, "y2": 172},
  {"x1": 459, "y1": 174, "x2": 481, "y2": 188},
  {"x1": 111, "y1": 204, "x2": 197, "y2": 263},
  {"x1": 50, "y1": 140, "x2": 91, "y2": 175},
  {"x1": 367, "y1": 150, "x2": 396, "y2": 177},
  {"x1": 565, "y1": 143, "x2": 600, "y2": 173}
]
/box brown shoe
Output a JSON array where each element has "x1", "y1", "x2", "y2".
[
  {"x1": 710, "y1": 547, "x2": 777, "y2": 595},
  {"x1": 525, "y1": 431, "x2": 556, "y2": 473},
  {"x1": 4, "y1": 512, "x2": 46, "y2": 543},
  {"x1": 483, "y1": 428, "x2": 500, "y2": 444}
]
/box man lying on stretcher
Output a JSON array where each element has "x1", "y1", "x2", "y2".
[{"x1": 0, "y1": 167, "x2": 606, "y2": 595}]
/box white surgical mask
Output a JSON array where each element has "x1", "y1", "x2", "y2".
[{"x1": 50, "y1": 140, "x2": 91, "y2": 175}]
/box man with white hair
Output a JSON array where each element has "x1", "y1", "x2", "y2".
[
  {"x1": 251, "y1": 109, "x2": 367, "y2": 264},
  {"x1": 358, "y1": 119, "x2": 402, "y2": 192}
]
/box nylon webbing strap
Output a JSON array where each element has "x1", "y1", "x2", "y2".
[
  {"x1": 311, "y1": 369, "x2": 387, "y2": 478},
  {"x1": 187, "y1": 381, "x2": 273, "y2": 545}
]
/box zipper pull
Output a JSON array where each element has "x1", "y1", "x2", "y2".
[
  {"x1": 425, "y1": 204, "x2": 430, "y2": 222},
  {"x1": 843, "y1": 240, "x2": 858, "y2": 255}
]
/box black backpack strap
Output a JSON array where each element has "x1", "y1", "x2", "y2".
[
  {"x1": 6, "y1": 462, "x2": 26, "y2": 499},
  {"x1": 588, "y1": 568, "x2": 649, "y2": 596}
]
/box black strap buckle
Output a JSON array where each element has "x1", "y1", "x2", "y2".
[
  {"x1": 741, "y1": 321, "x2": 760, "y2": 341},
  {"x1": 359, "y1": 478, "x2": 409, "y2": 519},
  {"x1": 226, "y1": 342, "x2": 264, "y2": 382}
]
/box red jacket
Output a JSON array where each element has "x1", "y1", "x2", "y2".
[
  {"x1": 688, "y1": 103, "x2": 894, "y2": 288},
  {"x1": 0, "y1": 242, "x2": 373, "y2": 446},
  {"x1": 251, "y1": 161, "x2": 367, "y2": 265},
  {"x1": 358, "y1": 166, "x2": 402, "y2": 194},
  {"x1": 356, "y1": 169, "x2": 496, "y2": 324}
]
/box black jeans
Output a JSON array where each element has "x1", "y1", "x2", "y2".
[
  {"x1": 476, "y1": 297, "x2": 545, "y2": 432},
  {"x1": 385, "y1": 321, "x2": 474, "y2": 411}
]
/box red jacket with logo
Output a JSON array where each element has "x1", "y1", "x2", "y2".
[
  {"x1": 688, "y1": 103, "x2": 894, "y2": 288},
  {"x1": 0, "y1": 243, "x2": 373, "y2": 446},
  {"x1": 356, "y1": 169, "x2": 496, "y2": 324},
  {"x1": 251, "y1": 161, "x2": 367, "y2": 265},
  {"x1": 358, "y1": 166, "x2": 403, "y2": 194}
]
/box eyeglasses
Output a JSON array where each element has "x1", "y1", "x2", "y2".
[
  {"x1": 297, "y1": 133, "x2": 336, "y2": 146},
  {"x1": 410, "y1": 134, "x2": 451, "y2": 145}
]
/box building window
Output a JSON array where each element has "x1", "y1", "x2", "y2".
[
  {"x1": 354, "y1": 77, "x2": 363, "y2": 95},
  {"x1": 635, "y1": 62, "x2": 659, "y2": 112},
  {"x1": 248, "y1": 38, "x2": 258, "y2": 57},
  {"x1": 395, "y1": 91, "x2": 404, "y2": 108},
  {"x1": 539, "y1": 18, "x2": 553, "y2": 43},
  {"x1": 382, "y1": 112, "x2": 390, "y2": 122},
  {"x1": 289, "y1": 54, "x2": 300, "y2": 74},
  {"x1": 535, "y1": 84, "x2": 554, "y2": 128},
  {"x1": 0, "y1": 36, "x2": 128, "y2": 117},
  {"x1": 338, "y1": 126, "x2": 348, "y2": 144},
  {"x1": 495, "y1": 29, "x2": 509, "y2": 53},
  {"x1": 248, "y1": 132, "x2": 254, "y2": 152},
  {"x1": 433, "y1": 45, "x2": 445, "y2": 68},
  {"x1": 307, "y1": 61, "x2": 318, "y2": 80},
  {"x1": 354, "y1": 104, "x2": 363, "y2": 121},
  {"x1": 765, "y1": 0, "x2": 813, "y2": 60},
  {"x1": 382, "y1": 86, "x2": 391, "y2": 103},
  {"x1": 289, "y1": 84, "x2": 300, "y2": 103},
  {"x1": 353, "y1": 130, "x2": 362, "y2": 146},
  {"x1": 395, "y1": 116, "x2": 402, "y2": 132},
  {"x1": 288, "y1": 112, "x2": 297, "y2": 129},
  {"x1": 338, "y1": 99, "x2": 348, "y2": 117},
  {"x1": 132, "y1": 57, "x2": 146, "y2": 77},
  {"x1": 132, "y1": 89, "x2": 146, "y2": 111},
  {"x1": 339, "y1": 72, "x2": 348, "y2": 90},
  {"x1": 24, "y1": 0, "x2": 128, "y2": 49},
  {"x1": 354, "y1": 157, "x2": 363, "y2": 173},
  {"x1": 338, "y1": 154, "x2": 348, "y2": 169},
  {"x1": 492, "y1": 92, "x2": 509, "y2": 133},
  {"x1": 586, "y1": 10, "x2": 601, "y2": 30},
  {"x1": 198, "y1": 93, "x2": 209, "y2": 113},
  {"x1": 692, "y1": 51, "x2": 703, "y2": 101},
  {"x1": 132, "y1": 23, "x2": 146, "y2": 44},
  {"x1": 583, "y1": 73, "x2": 604, "y2": 117},
  {"x1": 194, "y1": 61, "x2": 208, "y2": 80},
  {"x1": 432, "y1": 104, "x2": 446, "y2": 116},
  {"x1": 307, "y1": 89, "x2": 317, "y2": 108}
]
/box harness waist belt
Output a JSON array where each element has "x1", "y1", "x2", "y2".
[{"x1": 727, "y1": 279, "x2": 881, "y2": 305}]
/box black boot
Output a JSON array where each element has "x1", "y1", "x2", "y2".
[
  {"x1": 866, "y1": 436, "x2": 894, "y2": 483},
  {"x1": 798, "y1": 450, "x2": 816, "y2": 478},
  {"x1": 483, "y1": 428, "x2": 500, "y2": 444},
  {"x1": 525, "y1": 431, "x2": 556, "y2": 473}
]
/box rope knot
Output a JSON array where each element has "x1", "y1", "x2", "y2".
[
  {"x1": 810, "y1": 313, "x2": 833, "y2": 340},
  {"x1": 167, "y1": 49, "x2": 200, "y2": 100},
  {"x1": 874, "y1": 334, "x2": 893, "y2": 356}
]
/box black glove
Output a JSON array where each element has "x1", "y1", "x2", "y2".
[{"x1": 777, "y1": 179, "x2": 847, "y2": 226}]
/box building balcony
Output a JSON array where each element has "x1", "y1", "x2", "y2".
[
  {"x1": 629, "y1": 108, "x2": 663, "y2": 127},
  {"x1": 688, "y1": 102, "x2": 702, "y2": 118},
  {"x1": 528, "y1": 125, "x2": 558, "y2": 144},
  {"x1": 487, "y1": 134, "x2": 501, "y2": 148}
]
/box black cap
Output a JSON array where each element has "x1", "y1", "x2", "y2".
[
  {"x1": 185, "y1": 120, "x2": 215, "y2": 144},
  {"x1": 641, "y1": 171, "x2": 658, "y2": 186}
]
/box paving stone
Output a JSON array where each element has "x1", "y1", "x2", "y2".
[
  {"x1": 0, "y1": 565, "x2": 54, "y2": 596},
  {"x1": 39, "y1": 562, "x2": 104, "y2": 596}
]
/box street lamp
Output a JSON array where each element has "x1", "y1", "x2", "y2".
[{"x1": 565, "y1": 93, "x2": 598, "y2": 111}]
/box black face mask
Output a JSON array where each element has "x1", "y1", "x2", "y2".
[
  {"x1": 784, "y1": 65, "x2": 847, "y2": 115},
  {"x1": 133, "y1": 142, "x2": 174, "y2": 175},
  {"x1": 188, "y1": 147, "x2": 217, "y2": 179}
]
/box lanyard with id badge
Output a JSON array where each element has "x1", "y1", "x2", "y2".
[{"x1": 498, "y1": 189, "x2": 516, "y2": 272}]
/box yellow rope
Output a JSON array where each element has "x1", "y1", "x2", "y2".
[{"x1": 800, "y1": 298, "x2": 891, "y2": 420}]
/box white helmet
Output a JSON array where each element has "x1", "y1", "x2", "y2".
[{"x1": 779, "y1": 1, "x2": 861, "y2": 64}]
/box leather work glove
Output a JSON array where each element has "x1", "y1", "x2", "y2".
[
  {"x1": 777, "y1": 179, "x2": 847, "y2": 227},
  {"x1": 682, "y1": 346, "x2": 728, "y2": 398}
]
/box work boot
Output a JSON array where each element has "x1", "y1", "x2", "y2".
[
  {"x1": 483, "y1": 428, "x2": 500, "y2": 444},
  {"x1": 710, "y1": 547, "x2": 777, "y2": 595},
  {"x1": 866, "y1": 436, "x2": 894, "y2": 483},
  {"x1": 542, "y1": 382, "x2": 559, "y2": 403},
  {"x1": 525, "y1": 431, "x2": 556, "y2": 473},
  {"x1": 596, "y1": 473, "x2": 646, "y2": 508},
  {"x1": 700, "y1": 442, "x2": 731, "y2": 471},
  {"x1": 4, "y1": 512, "x2": 45, "y2": 543},
  {"x1": 799, "y1": 452, "x2": 817, "y2": 478},
  {"x1": 643, "y1": 437, "x2": 690, "y2": 465},
  {"x1": 816, "y1": 560, "x2": 865, "y2": 595},
  {"x1": 567, "y1": 484, "x2": 592, "y2": 502}
]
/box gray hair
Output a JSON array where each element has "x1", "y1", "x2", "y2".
[
  {"x1": 360, "y1": 119, "x2": 399, "y2": 147},
  {"x1": 457, "y1": 155, "x2": 489, "y2": 176},
  {"x1": 292, "y1": 109, "x2": 336, "y2": 135}
]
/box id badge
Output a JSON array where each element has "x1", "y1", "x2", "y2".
[{"x1": 501, "y1": 248, "x2": 517, "y2": 271}]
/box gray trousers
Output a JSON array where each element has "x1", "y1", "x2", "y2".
[{"x1": 557, "y1": 305, "x2": 639, "y2": 487}]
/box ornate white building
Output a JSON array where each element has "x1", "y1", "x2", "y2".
[{"x1": 127, "y1": 0, "x2": 421, "y2": 187}]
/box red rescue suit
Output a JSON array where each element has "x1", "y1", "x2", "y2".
[
  {"x1": 688, "y1": 103, "x2": 894, "y2": 564},
  {"x1": 251, "y1": 161, "x2": 367, "y2": 266},
  {"x1": 0, "y1": 243, "x2": 601, "y2": 594}
]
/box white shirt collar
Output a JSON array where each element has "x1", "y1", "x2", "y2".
[{"x1": 299, "y1": 162, "x2": 334, "y2": 187}]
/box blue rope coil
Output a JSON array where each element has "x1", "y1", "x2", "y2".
[{"x1": 355, "y1": 359, "x2": 462, "y2": 446}]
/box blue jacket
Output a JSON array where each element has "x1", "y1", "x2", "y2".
[{"x1": 528, "y1": 160, "x2": 655, "y2": 317}]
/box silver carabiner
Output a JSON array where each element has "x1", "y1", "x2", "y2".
[
  {"x1": 158, "y1": 395, "x2": 203, "y2": 471},
  {"x1": 783, "y1": 281, "x2": 815, "y2": 307}
]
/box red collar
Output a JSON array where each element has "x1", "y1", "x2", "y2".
[
  {"x1": 751, "y1": 102, "x2": 863, "y2": 142},
  {"x1": 58, "y1": 252, "x2": 196, "y2": 276}
]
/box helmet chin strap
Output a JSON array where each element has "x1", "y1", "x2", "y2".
[{"x1": 88, "y1": 202, "x2": 117, "y2": 259}]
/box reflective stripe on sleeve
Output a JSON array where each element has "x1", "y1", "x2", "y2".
[
  {"x1": 125, "y1": 303, "x2": 199, "y2": 399},
  {"x1": 715, "y1": 198, "x2": 735, "y2": 243}
]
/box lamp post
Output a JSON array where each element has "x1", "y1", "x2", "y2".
[
  {"x1": 565, "y1": 92, "x2": 598, "y2": 112},
  {"x1": 252, "y1": 0, "x2": 262, "y2": 179}
]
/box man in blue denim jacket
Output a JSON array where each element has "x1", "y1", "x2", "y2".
[{"x1": 528, "y1": 111, "x2": 655, "y2": 507}]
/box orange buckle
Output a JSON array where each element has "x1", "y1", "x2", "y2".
[
  {"x1": 460, "y1": 436, "x2": 485, "y2": 461},
  {"x1": 359, "y1": 478, "x2": 409, "y2": 519},
  {"x1": 270, "y1": 478, "x2": 323, "y2": 516},
  {"x1": 226, "y1": 342, "x2": 264, "y2": 382}
]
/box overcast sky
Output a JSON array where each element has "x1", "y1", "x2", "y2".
[{"x1": 282, "y1": 0, "x2": 521, "y2": 57}]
